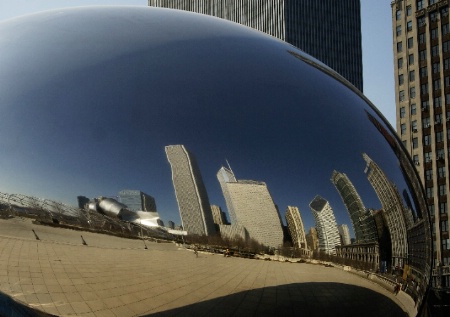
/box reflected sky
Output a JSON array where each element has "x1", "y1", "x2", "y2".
[{"x1": 0, "y1": 6, "x2": 417, "y2": 234}]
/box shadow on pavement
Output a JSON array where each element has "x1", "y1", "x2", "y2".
[
  {"x1": 0, "y1": 291, "x2": 55, "y2": 317},
  {"x1": 147, "y1": 282, "x2": 408, "y2": 317}
]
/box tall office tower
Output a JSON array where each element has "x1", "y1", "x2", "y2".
[
  {"x1": 217, "y1": 167, "x2": 284, "y2": 248},
  {"x1": 306, "y1": 227, "x2": 319, "y2": 251},
  {"x1": 285, "y1": 206, "x2": 307, "y2": 249},
  {"x1": 363, "y1": 153, "x2": 408, "y2": 268},
  {"x1": 148, "y1": 0, "x2": 363, "y2": 91},
  {"x1": 331, "y1": 170, "x2": 378, "y2": 243},
  {"x1": 118, "y1": 190, "x2": 157, "y2": 212},
  {"x1": 211, "y1": 205, "x2": 228, "y2": 225},
  {"x1": 392, "y1": 0, "x2": 450, "y2": 289},
  {"x1": 217, "y1": 166, "x2": 238, "y2": 223},
  {"x1": 338, "y1": 224, "x2": 352, "y2": 245},
  {"x1": 165, "y1": 145, "x2": 216, "y2": 236},
  {"x1": 309, "y1": 195, "x2": 341, "y2": 255}
]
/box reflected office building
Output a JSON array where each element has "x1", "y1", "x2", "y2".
[
  {"x1": 118, "y1": 190, "x2": 157, "y2": 212},
  {"x1": 285, "y1": 206, "x2": 307, "y2": 249},
  {"x1": 217, "y1": 166, "x2": 284, "y2": 249},
  {"x1": 165, "y1": 145, "x2": 216, "y2": 236},
  {"x1": 309, "y1": 196, "x2": 341, "y2": 255}
]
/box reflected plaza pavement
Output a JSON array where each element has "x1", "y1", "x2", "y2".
[{"x1": 0, "y1": 218, "x2": 414, "y2": 317}]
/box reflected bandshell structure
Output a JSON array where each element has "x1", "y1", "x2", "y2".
[{"x1": 0, "y1": 6, "x2": 431, "y2": 316}]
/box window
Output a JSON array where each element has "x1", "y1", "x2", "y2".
[
  {"x1": 398, "y1": 42, "x2": 403, "y2": 53},
  {"x1": 410, "y1": 87, "x2": 416, "y2": 98},
  {"x1": 419, "y1": 33, "x2": 426, "y2": 44},
  {"x1": 400, "y1": 90, "x2": 405, "y2": 101},
  {"x1": 418, "y1": 16, "x2": 426, "y2": 27},
  {"x1": 447, "y1": 128, "x2": 450, "y2": 140},
  {"x1": 442, "y1": 7, "x2": 449, "y2": 17},
  {"x1": 435, "y1": 96, "x2": 442, "y2": 107},
  {"x1": 443, "y1": 238, "x2": 450, "y2": 250},
  {"x1": 420, "y1": 49, "x2": 427, "y2": 61},
  {"x1": 440, "y1": 184, "x2": 447, "y2": 196},
  {"x1": 442, "y1": 220, "x2": 449, "y2": 233},
  {"x1": 424, "y1": 134, "x2": 432, "y2": 145},
  {"x1": 433, "y1": 62, "x2": 440, "y2": 73},
  {"x1": 425, "y1": 151, "x2": 433, "y2": 162},
  {"x1": 443, "y1": 23, "x2": 450, "y2": 36},
  {"x1": 438, "y1": 148, "x2": 445, "y2": 158},
  {"x1": 417, "y1": 0, "x2": 424, "y2": 10},
  {"x1": 444, "y1": 41, "x2": 450, "y2": 52},
  {"x1": 423, "y1": 116, "x2": 431, "y2": 127},
  {"x1": 432, "y1": 222, "x2": 436, "y2": 234},
  {"x1": 408, "y1": 37, "x2": 414, "y2": 49},
  {"x1": 396, "y1": 9, "x2": 401, "y2": 21},
  {"x1": 447, "y1": 93, "x2": 450, "y2": 104},
  {"x1": 429, "y1": 204, "x2": 435, "y2": 216},
  {"x1": 420, "y1": 66, "x2": 428, "y2": 77},
  {"x1": 412, "y1": 120, "x2": 418, "y2": 131},
  {"x1": 445, "y1": 58, "x2": 450, "y2": 70},
  {"x1": 441, "y1": 202, "x2": 448, "y2": 213},
  {"x1": 426, "y1": 169, "x2": 434, "y2": 180},
  {"x1": 421, "y1": 83, "x2": 428, "y2": 94},
  {"x1": 399, "y1": 74, "x2": 404, "y2": 85},
  {"x1": 409, "y1": 70, "x2": 415, "y2": 82},
  {"x1": 413, "y1": 137, "x2": 418, "y2": 148},
  {"x1": 401, "y1": 123, "x2": 406, "y2": 135},
  {"x1": 430, "y1": 11, "x2": 438, "y2": 22},
  {"x1": 413, "y1": 154, "x2": 419, "y2": 165},
  {"x1": 432, "y1": 28, "x2": 439, "y2": 39},
  {"x1": 407, "y1": 21, "x2": 413, "y2": 32},
  {"x1": 434, "y1": 79, "x2": 441, "y2": 90},
  {"x1": 411, "y1": 103, "x2": 417, "y2": 115},
  {"x1": 427, "y1": 187, "x2": 434, "y2": 198},
  {"x1": 439, "y1": 166, "x2": 446, "y2": 178},
  {"x1": 398, "y1": 58, "x2": 403, "y2": 69},
  {"x1": 400, "y1": 106, "x2": 406, "y2": 118},
  {"x1": 408, "y1": 55, "x2": 414, "y2": 67},
  {"x1": 436, "y1": 113, "x2": 443, "y2": 123},
  {"x1": 436, "y1": 130, "x2": 444, "y2": 142},
  {"x1": 407, "y1": 5, "x2": 412, "y2": 16},
  {"x1": 432, "y1": 44, "x2": 439, "y2": 56},
  {"x1": 396, "y1": 25, "x2": 402, "y2": 37},
  {"x1": 446, "y1": 76, "x2": 450, "y2": 87}
]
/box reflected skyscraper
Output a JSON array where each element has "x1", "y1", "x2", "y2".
[
  {"x1": 148, "y1": 0, "x2": 363, "y2": 91},
  {"x1": 309, "y1": 195, "x2": 341, "y2": 255},
  {"x1": 331, "y1": 170, "x2": 378, "y2": 243},
  {"x1": 363, "y1": 153, "x2": 407, "y2": 267},
  {"x1": 165, "y1": 145, "x2": 216, "y2": 236},
  {"x1": 217, "y1": 166, "x2": 284, "y2": 248},
  {"x1": 285, "y1": 206, "x2": 307, "y2": 249},
  {"x1": 338, "y1": 224, "x2": 352, "y2": 246},
  {"x1": 211, "y1": 205, "x2": 228, "y2": 225}
]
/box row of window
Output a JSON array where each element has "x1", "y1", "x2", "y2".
[
  {"x1": 429, "y1": 202, "x2": 448, "y2": 216},
  {"x1": 426, "y1": 184, "x2": 448, "y2": 198}
]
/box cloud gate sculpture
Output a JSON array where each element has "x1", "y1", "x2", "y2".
[{"x1": 0, "y1": 6, "x2": 431, "y2": 316}]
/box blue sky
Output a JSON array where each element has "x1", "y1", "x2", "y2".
[
  {"x1": 0, "y1": 0, "x2": 396, "y2": 127},
  {"x1": 0, "y1": 1, "x2": 400, "y2": 233}
]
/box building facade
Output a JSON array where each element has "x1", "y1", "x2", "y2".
[
  {"x1": 309, "y1": 195, "x2": 341, "y2": 255},
  {"x1": 118, "y1": 190, "x2": 157, "y2": 212},
  {"x1": 165, "y1": 145, "x2": 216, "y2": 236},
  {"x1": 338, "y1": 224, "x2": 352, "y2": 245},
  {"x1": 285, "y1": 206, "x2": 307, "y2": 249},
  {"x1": 148, "y1": 0, "x2": 363, "y2": 91},
  {"x1": 217, "y1": 167, "x2": 284, "y2": 249},
  {"x1": 391, "y1": 0, "x2": 450, "y2": 289},
  {"x1": 211, "y1": 204, "x2": 228, "y2": 225},
  {"x1": 306, "y1": 227, "x2": 319, "y2": 251}
]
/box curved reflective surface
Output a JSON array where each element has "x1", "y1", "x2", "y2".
[{"x1": 0, "y1": 6, "x2": 431, "y2": 316}]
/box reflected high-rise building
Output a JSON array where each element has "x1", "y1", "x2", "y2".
[
  {"x1": 118, "y1": 190, "x2": 157, "y2": 212},
  {"x1": 309, "y1": 195, "x2": 341, "y2": 255},
  {"x1": 306, "y1": 227, "x2": 319, "y2": 251},
  {"x1": 211, "y1": 205, "x2": 228, "y2": 225},
  {"x1": 363, "y1": 153, "x2": 407, "y2": 268},
  {"x1": 338, "y1": 224, "x2": 352, "y2": 246},
  {"x1": 285, "y1": 206, "x2": 307, "y2": 249},
  {"x1": 165, "y1": 145, "x2": 216, "y2": 236},
  {"x1": 331, "y1": 170, "x2": 378, "y2": 243},
  {"x1": 148, "y1": 0, "x2": 363, "y2": 91},
  {"x1": 217, "y1": 166, "x2": 284, "y2": 248}
]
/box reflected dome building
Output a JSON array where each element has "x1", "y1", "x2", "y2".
[{"x1": 0, "y1": 6, "x2": 432, "y2": 315}]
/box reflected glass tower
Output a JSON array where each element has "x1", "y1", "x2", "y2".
[
  {"x1": 331, "y1": 170, "x2": 378, "y2": 243},
  {"x1": 165, "y1": 145, "x2": 216, "y2": 236},
  {"x1": 338, "y1": 224, "x2": 352, "y2": 246},
  {"x1": 363, "y1": 153, "x2": 408, "y2": 268},
  {"x1": 118, "y1": 190, "x2": 157, "y2": 212},
  {"x1": 309, "y1": 195, "x2": 341, "y2": 255},
  {"x1": 148, "y1": 0, "x2": 363, "y2": 92},
  {"x1": 217, "y1": 166, "x2": 284, "y2": 248},
  {"x1": 285, "y1": 206, "x2": 307, "y2": 249}
]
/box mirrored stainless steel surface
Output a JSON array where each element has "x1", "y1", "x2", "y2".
[{"x1": 0, "y1": 6, "x2": 431, "y2": 316}]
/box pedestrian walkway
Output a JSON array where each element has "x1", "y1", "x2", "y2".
[{"x1": 0, "y1": 218, "x2": 412, "y2": 316}]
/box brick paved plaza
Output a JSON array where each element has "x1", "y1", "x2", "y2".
[{"x1": 0, "y1": 218, "x2": 415, "y2": 316}]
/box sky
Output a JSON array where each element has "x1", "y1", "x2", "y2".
[{"x1": 0, "y1": 1, "x2": 400, "y2": 233}]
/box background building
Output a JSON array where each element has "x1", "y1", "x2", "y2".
[
  {"x1": 217, "y1": 167, "x2": 284, "y2": 249},
  {"x1": 148, "y1": 0, "x2": 363, "y2": 91},
  {"x1": 118, "y1": 190, "x2": 157, "y2": 212},
  {"x1": 391, "y1": 0, "x2": 450, "y2": 289},
  {"x1": 165, "y1": 145, "x2": 216, "y2": 236},
  {"x1": 338, "y1": 224, "x2": 352, "y2": 245},
  {"x1": 309, "y1": 195, "x2": 341, "y2": 255},
  {"x1": 306, "y1": 227, "x2": 319, "y2": 251},
  {"x1": 211, "y1": 204, "x2": 228, "y2": 225},
  {"x1": 285, "y1": 206, "x2": 307, "y2": 249}
]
